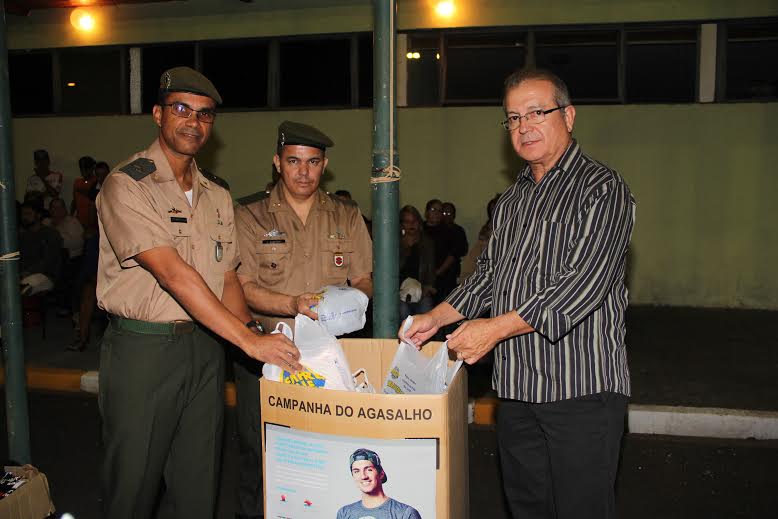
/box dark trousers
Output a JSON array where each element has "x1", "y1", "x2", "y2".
[
  {"x1": 497, "y1": 392, "x2": 628, "y2": 519},
  {"x1": 99, "y1": 322, "x2": 225, "y2": 519},
  {"x1": 233, "y1": 353, "x2": 264, "y2": 519}
]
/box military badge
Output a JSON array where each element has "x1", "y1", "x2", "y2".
[
  {"x1": 215, "y1": 241, "x2": 223, "y2": 262},
  {"x1": 333, "y1": 252, "x2": 344, "y2": 267}
]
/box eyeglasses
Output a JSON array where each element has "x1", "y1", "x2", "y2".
[
  {"x1": 442, "y1": 211, "x2": 453, "y2": 216},
  {"x1": 500, "y1": 106, "x2": 567, "y2": 131},
  {"x1": 162, "y1": 101, "x2": 217, "y2": 123},
  {"x1": 427, "y1": 207, "x2": 442, "y2": 213}
]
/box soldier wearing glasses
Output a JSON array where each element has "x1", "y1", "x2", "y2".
[
  {"x1": 402, "y1": 68, "x2": 635, "y2": 519},
  {"x1": 96, "y1": 67, "x2": 302, "y2": 519}
]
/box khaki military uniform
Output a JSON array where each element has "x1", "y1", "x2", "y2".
[
  {"x1": 236, "y1": 185, "x2": 372, "y2": 330},
  {"x1": 96, "y1": 139, "x2": 237, "y2": 519},
  {"x1": 232, "y1": 184, "x2": 372, "y2": 517}
]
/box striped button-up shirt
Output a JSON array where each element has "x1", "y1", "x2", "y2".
[{"x1": 447, "y1": 140, "x2": 635, "y2": 403}]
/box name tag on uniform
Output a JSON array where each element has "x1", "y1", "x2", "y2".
[
  {"x1": 170, "y1": 217, "x2": 188, "y2": 223},
  {"x1": 262, "y1": 239, "x2": 286, "y2": 244}
]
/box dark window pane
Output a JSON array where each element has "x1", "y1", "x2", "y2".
[
  {"x1": 358, "y1": 33, "x2": 373, "y2": 107},
  {"x1": 535, "y1": 30, "x2": 618, "y2": 101},
  {"x1": 9, "y1": 52, "x2": 53, "y2": 115},
  {"x1": 626, "y1": 29, "x2": 696, "y2": 103},
  {"x1": 726, "y1": 21, "x2": 778, "y2": 100},
  {"x1": 406, "y1": 34, "x2": 440, "y2": 106},
  {"x1": 141, "y1": 44, "x2": 195, "y2": 112},
  {"x1": 446, "y1": 32, "x2": 526, "y2": 102},
  {"x1": 202, "y1": 41, "x2": 268, "y2": 108},
  {"x1": 280, "y1": 39, "x2": 350, "y2": 106},
  {"x1": 60, "y1": 47, "x2": 124, "y2": 114}
]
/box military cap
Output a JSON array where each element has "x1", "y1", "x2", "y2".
[
  {"x1": 278, "y1": 120, "x2": 334, "y2": 151},
  {"x1": 349, "y1": 448, "x2": 387, "y2": 483},
  {"x1": 159, "y1": 66, "x2": 223, "y2": 105}
]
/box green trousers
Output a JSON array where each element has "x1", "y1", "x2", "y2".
[
  {"x1": 232, "y1": 351, "x2": 264, "y2": 518},
  {"x1": 99, "y1": 321, "x2": 225, "y2": 519}
]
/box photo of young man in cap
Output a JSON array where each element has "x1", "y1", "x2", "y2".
[{"x1": 337, "y1": 448, "x2": 422, "y2": 519}]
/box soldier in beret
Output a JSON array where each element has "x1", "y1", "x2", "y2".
[
  {"x1": 233, "y1": 121, "x2": 373, "y2": 519},
  {"x1": 95, "y1": 66, "x2": 302, "y2": 519}
]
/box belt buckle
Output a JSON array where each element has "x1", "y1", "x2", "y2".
[{"x1": 172, "y1": 320, "x2": 194, "y2": 334}]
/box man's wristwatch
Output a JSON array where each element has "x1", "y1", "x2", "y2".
[{"x1": 246, "y1": 320, "x2": 265, "y2": 335}]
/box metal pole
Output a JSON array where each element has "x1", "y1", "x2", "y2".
[
  {"x1": 0, "y1": 0, "x2": 32, "y2": 464},
  {"x1": 371, "y1": 0, "x2": 399, "y2": 338}
]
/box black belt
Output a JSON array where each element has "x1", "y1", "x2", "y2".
[{"x1": 109, "y1": 315, "x2": 195, "y2": 335}]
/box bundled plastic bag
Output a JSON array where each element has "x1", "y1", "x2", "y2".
[
  {"x1": 262, "y1": 315, "x2": 356, "y2": 391},
  {"x1": 382, "y1": 317, "x2": 463, "y2": 395},
  {"x1": 313, "y1": 285, "x2": 369, "y2": 337}
]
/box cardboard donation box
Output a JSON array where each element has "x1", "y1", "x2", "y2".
[
  {"x1": 261, "y1": 339, "x2": 468, "y2": 519},
  {"x1": 0, "y1": 465, "x2": 55, "y2": 519}
]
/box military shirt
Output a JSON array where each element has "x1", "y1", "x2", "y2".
[
  {"x1": 236, "y1": 185, "x2": 372, "y2": 330},
  {"x1": 96, "y1": 139, "x2": 239, "y2": 322}
]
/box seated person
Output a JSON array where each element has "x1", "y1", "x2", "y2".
[
  {"x1": 19, "y1": 201, "x2": 63, "y2": 295},
  {"x1": 399, "y1": 205, "x2": 435, "y2": 322},
  {"x1": 48, "y1": 198, "x2": 84, "y2": 316}
]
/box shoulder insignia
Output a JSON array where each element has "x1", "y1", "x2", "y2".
[
  {"x1": 200, "y1": 169, "x2": 230, "y2": 191},
  {"x1": 236, "y1": 190, "x2": 270, "y2": 206},
  {"x1": 119, "y1": 158, "x2": 156, "y2": 181}
]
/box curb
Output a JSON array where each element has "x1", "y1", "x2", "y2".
[{"x1": 6, "y1": 368, "x2": 778, "y2": 440}]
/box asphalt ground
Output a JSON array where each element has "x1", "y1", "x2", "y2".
[
  {"x1": 1, "y1": 391, "x2": 776, "y2": 519},
  {"x1": 2, "y1": 306, "x2": 777, "y2": 517}
]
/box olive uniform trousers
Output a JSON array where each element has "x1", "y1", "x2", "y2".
[
  {"x1": 99, "y1": 319, "x2": 225, "y2": 519},
  {"x1": 232, "y1": 352, "x2": 264, "y2": 519}
]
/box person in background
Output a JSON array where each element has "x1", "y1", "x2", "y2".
[
  {"x1": 423, "y1": 199, "x2": 461, "y2": 303},
  {"x1": 26, "y1": 149, "x2": 63, "y2": 211},
  {"x1": 402, "y1": 68, "x2": 635, "y2": 519},
  {"x1": 459, "y1": 193, "x2": 501, "y2": 282},
  {"x1": 19, "y1": 200, "x2": 63, "y2": 296},
  {"x1": 399, "y1": 205, "x2": 436, "y2": 322},
  {"x1": 334, "y1": 189, "x2": 373, "y2": 238},
  {"x1": 441, "y1": 201, "x2": 468, "y2": 286},
  {"x1": 49, "y1": 197, "x2": 84, "y2": 318},
  {"x1": 72, "y1": 155, "x2": 97, "y2": 229}
]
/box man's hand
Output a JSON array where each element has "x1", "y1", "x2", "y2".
[
  {"x1": 447, "y1": 312, "x2": 535, "y2": 364},
  {"x1": 290, "y1": 292, "x2": 322, "y2": 320},
  {"x1": 243, "y1": 332, "x2": 302, "y2": 371},
  {"x1": 398, "y1": 302, "x2": 465, "y2": 349},
  {"x1": 399, "y1": 312, "x2": 441, "y2": 348},
  {"x1": 446, "y1": 319, "x2": 501, "y2": 365}
]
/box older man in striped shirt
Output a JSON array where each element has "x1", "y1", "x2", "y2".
[{"x1": 402, "y1": 68, "x2": 635, "y2": 519}]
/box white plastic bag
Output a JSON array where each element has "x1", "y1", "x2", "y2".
[
  {"x1": 261, "y1": 316, "x2": 356, "y2": 391},
  {"x1": 314, "y1": 285, "x2": 369, "y2": 337},
  {"x1": 351, "y1": 368, "x2": 375, "y2": 394},
  {"x1": 382, "y1": 317, "x2": 463, "y2": 394}
]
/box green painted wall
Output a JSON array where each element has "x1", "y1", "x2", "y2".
[
  {"x1": 6, "y1": 1, "x2": 778, "y2": 309},
  {"x1": 11, "y1": 103, "x2": 778, "y2": 309}
]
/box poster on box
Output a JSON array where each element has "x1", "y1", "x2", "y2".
[{"x1": 265, "y1": 424, "x2": 436, "y2": 518}]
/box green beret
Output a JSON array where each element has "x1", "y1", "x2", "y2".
[
  {"x1": 159, "y1": 66, "x2": 223, "y2": 105},
  {"x1": 278, "y1": 120, "x2": 334, "y2": 151}
]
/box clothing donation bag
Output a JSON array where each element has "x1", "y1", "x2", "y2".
[{"x1": 261, "y1": 315, "x2": 355, "y2": 391}]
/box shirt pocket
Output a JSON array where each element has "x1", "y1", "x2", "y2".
[
  {"x1": 256, "y1": 240, "x2": 292, "y2": 288},
  {"x1": 209, "y1": 223, "x2": 235, "y2": 273},
  {"x1": 167, "y1": 219, "x2": 193, "y2": 260},
  {"x1": 321, "y1": 238, "x2": 354, "y2": 285},
  {"x1": 536, "y1": 219, "x2": 573, "y2": 283}
]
